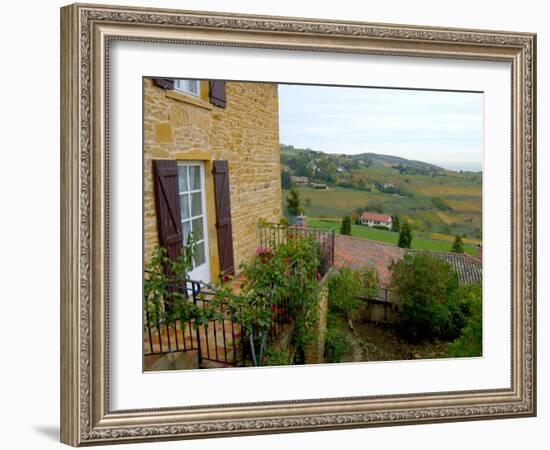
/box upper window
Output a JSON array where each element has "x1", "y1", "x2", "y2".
[{"x1": 173, "y1": 79, "x2": 200, "y2": 97}]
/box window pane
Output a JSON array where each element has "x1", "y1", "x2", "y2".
[
  {"x1": 177, "y1": 166, "x2": 188, "y2": 192},
  {"x1": 191, "y1": 192, "x2": 202, "y2": 217},
  {"x1": 188, "y1": 80, "x2": 199, "y2": 94},
  {"x1": 182, "y1": 220, "x2": 191, "y2": 244},
  {"x1": 188, "y1": 166, "x2": 201, "y2": 191},
  {"x1": 174, "y1": 79, "x2": 199, "y2": 96},
  {"x1": 179, "y1": 194, "x2": 190, "y2": 220},
  {"x1": 192, "y1": 217, "x2": 204, "y2": 241},
  {"x1": 194, "y1": 242, "x2": 206, "y2": 266}
]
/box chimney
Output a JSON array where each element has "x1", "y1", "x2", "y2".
[{"x1": 476, "y1": 244, "x2": 483, "y2": 261}]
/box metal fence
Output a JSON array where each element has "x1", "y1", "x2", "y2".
[
  {"x1": 258, "y1": 223, "x2": 335, "y2": 276},
  {"x1": 144, "y1": 279, "x2": 245, "y2": 367}
]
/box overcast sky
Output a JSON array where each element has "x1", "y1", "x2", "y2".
[{"x1": 278, "y1": 84, "x2": 483, "y2": 172}]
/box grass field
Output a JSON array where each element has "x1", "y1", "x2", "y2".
[
  {"x1": 283, "y1": 184, "x2": 482, "y2": 238},
  {"x1": 281, "y1": 146, "x2": 482, "y2": 240},
  {"x1": 308, "y1": 218, "x2": 477, "y2": 255}
]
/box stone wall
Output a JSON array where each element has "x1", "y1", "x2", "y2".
[
  {"x1": 143, "y1": 79, "x2": 282, "y2": 275},
  {"x1": 304, "y1": 276, "x2": 329, "y2": 364}
]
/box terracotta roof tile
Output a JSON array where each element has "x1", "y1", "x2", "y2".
[
  {"x1": 334, "y1": 235, "x2": 482, "y2": 287},
  {"x1": 360, "y1": 212, "x2": 392, "y2": 222}
]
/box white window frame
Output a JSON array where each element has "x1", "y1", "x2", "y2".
[
  {"x1": 176, "y1": 161, "x2": 211, "y2": 283},
  {"x1": 173, "y1": 79, "x2": 200, "y2": 97}
]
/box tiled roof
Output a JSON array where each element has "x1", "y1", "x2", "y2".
[
  {"x1": 407, "y1": 250, "x2": 483, "y2": 285},
  {"x1": 334, "y1": 235, "x2": 404, "y2": 287},
  {"x1": 334, "y1": 235, "x2": 482, "y2": 287},
  {"x1": 360, "y1": 212, "x2": 392, "y2": 222}
]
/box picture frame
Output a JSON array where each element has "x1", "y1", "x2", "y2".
[{"x1": 60, "y1": 3, "x2": 536, "y2": 446}]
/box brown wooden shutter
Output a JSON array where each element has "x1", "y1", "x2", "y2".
[
  {"x1": 152, "y1": 160, "x2": 183, "y2": 262},
  {"x1": 212, "y1": 161, "x2": 235, "y2": 275},
  {"x1": 209, "y1": 80, "x2": 227, "y2": 108},
  {"x1": 152, "y1": 78, "x2": 174, "y2": 90}
]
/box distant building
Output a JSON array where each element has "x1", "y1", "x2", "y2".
[
  {"x1": 291, "y1": 176, "x2": 309, "y2": 185},
  {"x1": 294, "y1": 214, "x2": 308, "y2": 228},
  {"x1": 383, "y1": 183, "x2": 394, "y2": 189},
  {"x1": 311, "y1": 183, "x2": 328, "y2": 190},
  {"x1": 360, "y1": 212, "x2": 393, "y2": 229}
]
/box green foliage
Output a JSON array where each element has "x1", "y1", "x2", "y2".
[
  {"x1": 447, "y1": 282, "x2": 482, "y2": 357},
  {"x1": 451, "y1": 235, "x2": 464, "y2": 253},
  {"x1": 358, "y1": 266, "x2": 380, "y2": 300},
  {"x1": 328, "y1": 266, "x2": 379, "y2": 319},
  {"x1": 143, "y1": 242, "x2": 220, "y2": 330},
  {"x1": 214, "y1": 235, "x2": 321, "y2": 366},
  {"x1": 340, "y1": 215, "x2": 352, "y2": 235},
  {"x1": 286, "y1": 188, "x2": 303, "y2": 217},
  {"x1": 328, "y1": 268, "x2": 363, "y2": 318},
  {"x1": 390, "y1": 253, "x2": 466, "y2": 342},
  {"x1": 391, "y1": 215, "x2": 400, "y2": 232},
  {"x1": 281, "y1": 170, "x2": 292, "y2": 189},
  {"x1": 324, "y1": 317, "x2": 351, "y2": 363},
  {"x1": 264, "y1": 348, "x2": 293, "y2": 366},
  {"x1": 398, "y1": 222, "x2": 412, "y2": 248}
]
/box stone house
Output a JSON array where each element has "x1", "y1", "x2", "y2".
[{"x1": 144, "y1": 78, "x2": 282, "y2": 283}]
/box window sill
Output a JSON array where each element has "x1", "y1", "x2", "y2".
[{"x1": 166, "y1": 89, "x2": 213, "y2": 110}]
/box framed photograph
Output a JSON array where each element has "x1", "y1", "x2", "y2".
[{"x1": 60, "y1": 3, "x2": 536, "y2": 446}]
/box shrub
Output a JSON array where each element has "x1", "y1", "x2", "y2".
[
  {"x1": 390, "y1": 253, "x2": 466, "y2": 342},
  {"x1": 324, "y1": 317, "x2": 351, "y2": 363},
  {"x1": 391, "y1": 215, "x2": 400, "y2": 232},
  {"x1": 328, "y1": 266, "x2": 379, "y2": 319},
  {"x1": 215, "y1": 234, "x2": 321, "y2": 366},
  {"x1": 286, "y1": 188, "x2": 303, "y2": 217},
  {"x1": 451, "y1": 235, "x2": 464, "y2": 253},
  {"x1": 359, "y1": 266, "x2": 379, "y2": 299},
  {"x1": 328, "y1": 268, "x2": 363, "y2": 318},
  {"x1": 340, "y1": 215, "x2": 352, "y2": 235},
  {"x1": 397, "y1": 222, "x2": 412, "y2": 248},
  {"x1": 447, "y1": 282, "x2": 482, "y2": 357}
]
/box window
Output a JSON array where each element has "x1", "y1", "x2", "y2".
[
  {"x1": 173, "y1": 79, "x2": 200, "y2": 97},
  {"x1": 177, "y1": 161, "x2": 211, "y2": 283}
]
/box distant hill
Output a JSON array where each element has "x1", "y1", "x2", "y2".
[
  {"x1": 351, "y1": 153, "x2": 445, "y2": 173},
  {"x1": 279, "y1": 143, "x2": 483, "y2": 240}
]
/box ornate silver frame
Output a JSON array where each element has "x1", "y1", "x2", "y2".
[{"x1": 60, "y1": 3, "x2": 536, "y2": 446}]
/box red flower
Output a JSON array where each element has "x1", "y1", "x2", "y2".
[
  {"x1": 222, "y1": 274, "x2": 230, "y2": 282},
  {"x1": 256, "y1": 246, "x2": 273, "y2": 255},
  {"x1": 278, "y1": 308, "x2": 283, "y2": 315},
  {"x1": 271, "y1": 305, "x2": 277, "y2": 313},
  {"x1": 316, "y1": 272, "x2": 321, "y2": 281}
]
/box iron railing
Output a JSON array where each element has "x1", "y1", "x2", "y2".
[
  {"x1": 258, "y1": 223, "x2": 335, "y2": 276},
  {"x1": 144, "y1": 279, "x2": 245, "y2": 367}
]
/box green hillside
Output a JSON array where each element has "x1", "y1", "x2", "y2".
[
  {"x1": 280, "y1": 144, "x2": 482, "y2": 242},
  {"x1": 307, "y1": 218, "x2": 477, "y2": 256}
]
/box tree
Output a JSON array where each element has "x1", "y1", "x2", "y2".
[
  {"x1": 397, "y1": 222, "x2": 412, "y2": 248},
  {"x1": 340, "y1": 215, "x2": 352, "y2": 235},
  {"x1": 389, "y1": 253, "x2": 466, "y2": 342},
  {"x1": 281, "y1": 170, "x2": 292, "y2": 189},
  {"x1": 447, "y1": 282, "x2": 482, "y2": 357},
  {"x1": 451, "y1": 235, "x2": 464, "y2": 253},
  {"x1": 391, "y1": 215, "x2": 400, "y2": 232},
  {"x1": 286, "y1": 188, "x2": 303, "y2": 217}
]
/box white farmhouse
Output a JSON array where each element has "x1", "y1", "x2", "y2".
[{"x1": 360, "y1": 212, "x2": 393, "y2": 229}]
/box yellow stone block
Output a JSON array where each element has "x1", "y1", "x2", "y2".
[{"x1": 154, "y1": 122, "x2": 173, "y2": 143}]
